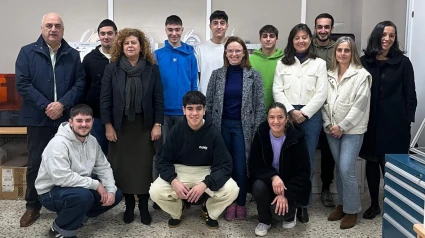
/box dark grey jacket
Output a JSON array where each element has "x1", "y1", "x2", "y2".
[{"x1": 206, "y1": 66, "x2": 265, "y2": 162}]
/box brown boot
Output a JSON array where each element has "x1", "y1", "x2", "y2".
[
  {"x1": 328, "y1": 205, "x2": 345, "y2": 221},
  {"x1": 20, "y1": 209, "x2": 40, "y2": 227},
  {"x1": 340, "y1": 213, "x2": 357, "y2": 229}
]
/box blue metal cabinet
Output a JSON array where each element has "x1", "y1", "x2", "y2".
[{"x1": 383, "y1": 154, "x2": 425, "y2": 238}]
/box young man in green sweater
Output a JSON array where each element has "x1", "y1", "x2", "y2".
[{"x1": 250, "y1": 25, "x2": 284, "y2": 111}]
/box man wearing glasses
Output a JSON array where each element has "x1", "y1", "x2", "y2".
[{"x1": 312, "y1": 13, "x2": 336, "y2": 208}]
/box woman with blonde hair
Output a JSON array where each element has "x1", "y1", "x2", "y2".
[
  {"x1": 322, "y1": 36, "x2": 371, "y2": 229},
  {"x1": 100, "y1": 28, "x2": 164, "y2": 225}
]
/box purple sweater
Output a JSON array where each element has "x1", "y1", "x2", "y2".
[{"x1": 270, "y1": 129, "x2": 286, "y2": 172}]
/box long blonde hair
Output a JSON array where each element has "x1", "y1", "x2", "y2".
[
  {"x1": 110, "y1": 28, "x2": 156, "y2": 64},
  {"x1": 329, "y1": 36, "x2": 362, "y2": 71}
]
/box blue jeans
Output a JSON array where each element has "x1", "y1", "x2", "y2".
[
  {"x1": 221, "y1": 119, "x2": 246, "y2": 206},
  {"x1": 326, "y1": 134, "x2": 363, "y2": 214},
  {"x1": 91, "y1": 118, "x2": 108, "y2": 156},
  {"x1": 40, "y1": 187, "x2": 123, "y2": 237},
  {"x1": 293, "y1": 105, "x2": 322, "y2": 207}
]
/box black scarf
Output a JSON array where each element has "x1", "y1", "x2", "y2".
[{"x1": 120, "y1": 56, "x2": 146, "y2": 121}]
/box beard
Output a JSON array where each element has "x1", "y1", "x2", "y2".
[
  {"x1": 72, "y1": 127, "x2": 91, "y2": 138},
  {"x1": 317, "y1": 34, "x2": 330, "y2": 42}
]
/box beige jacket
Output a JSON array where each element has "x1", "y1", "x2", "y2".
[
  {"x1": 273, "y1": 57, "x2": 328, "y2": 118},
  {"x1": 322, "y1": 64, "x2": 372, "y2": 134}
]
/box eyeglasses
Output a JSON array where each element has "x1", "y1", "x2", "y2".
[{"x1": 225, "y1": 49, "x2": 244, "y2": 55}]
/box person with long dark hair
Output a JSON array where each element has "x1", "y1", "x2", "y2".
[
  {"x1": 360, "y1": 21, "x2": 417, "y2": 219},
  {"x1": 250, "y1": 102, "x2": 311, "y2": 236},
  {"x1": 273, "y1": 23, "x2": 327, "y2": 223}
]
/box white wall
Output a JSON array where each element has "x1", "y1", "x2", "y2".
[{"x1": 0, "y1": 0, "x2": 408, "y2": 73}]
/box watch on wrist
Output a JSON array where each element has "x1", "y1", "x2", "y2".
[{"x1": 154, "y1": 123, "x2": 162, "y2": 127}]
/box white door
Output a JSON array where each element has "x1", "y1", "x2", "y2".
[{"x1": 407, "y1": 0, "x2": 425, "y2": 146}]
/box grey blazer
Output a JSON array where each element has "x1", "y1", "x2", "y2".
[{"x1": 206, "y1": 66, "x2": 265, "y2": 161}]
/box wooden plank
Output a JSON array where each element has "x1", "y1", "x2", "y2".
[
  {"x1": 0, "y1": 127, "x2": 27, "y2": 135},
  {"x1": 414, "y1": 224, "x2": 425, "y2": 238}
]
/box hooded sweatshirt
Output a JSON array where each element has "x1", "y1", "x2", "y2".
[
  {"x1": 250, "y1": 48, "x2": 284, "y2": 110},
  {"x1": 156, "y1": 116, "x2": 232, "y2": 191},
  {"x1": 82, "y1": 45, "x2": 110, "y2": 118},
  {"x1": 313, "y1": 39, "x2": 335, "y2": 69},
  {"x1": 35, "y1": 122, "x2": 117, "y2": 195},
  {"x1": 155, "y1": 41, "x2": 198, "y2": 116}
]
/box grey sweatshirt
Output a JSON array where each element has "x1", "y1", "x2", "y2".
[{"x1": 35, "y1": 122, "x2": 117, "y2": 195}]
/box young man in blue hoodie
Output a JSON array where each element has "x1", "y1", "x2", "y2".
[
  {"x1": 154, "y1": 15, "x2": 198, "y2": 183},
  {"x1": 155, "y1": 15, "x2": 198, "y2": 135}
]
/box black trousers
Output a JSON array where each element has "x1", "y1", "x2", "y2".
[
  {"x1": 252, "y1": 179, "x2": 296, "y2": 225},
  {"x1": 319, "y1": 129, "x2": 335, "y2": 190},
  {"x1": 365, "y1": 158, "x2": 385, "y2": 208},
  {"x1": 25, "y1": 126, "x2": 57, "y2": 210}
]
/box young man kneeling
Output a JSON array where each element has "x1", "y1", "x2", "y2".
[
  {"x1": 150, "y1": 91, "x2": 239, "y2": 229},
  {"x1": 35, "y1": 104, "x2": 123, "y2": 238}
]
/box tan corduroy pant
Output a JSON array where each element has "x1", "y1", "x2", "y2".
[{"x1": 149, "y1": 164, "x2": 239, "y2": 220}]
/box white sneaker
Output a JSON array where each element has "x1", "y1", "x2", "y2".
[
  {"x1": 282, "y1": 217, "x2": 296, "y2": 229},
  {"x1": 255, "y1": 223, "x2": 271, "y2": 236}
]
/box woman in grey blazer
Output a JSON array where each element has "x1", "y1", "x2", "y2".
[{"x1": 206, "y1": 36, "x2": 265, "y2": 221}]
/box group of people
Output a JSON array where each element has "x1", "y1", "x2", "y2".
[{"x1": 14, "y1": 9, "x2": 417, "y2": 238}]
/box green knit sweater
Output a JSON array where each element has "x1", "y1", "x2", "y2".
[{"x1": 250, "y1": 48, "x2": 284, "y2": 110}]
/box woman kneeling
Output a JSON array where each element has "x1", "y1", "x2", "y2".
[{"x1": 249, "y1": 102, "x2": 311, "y2": 236}]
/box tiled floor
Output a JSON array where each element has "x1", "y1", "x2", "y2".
[{"x1": 0, "y1": 193, "x2": 382, "y2": 238}]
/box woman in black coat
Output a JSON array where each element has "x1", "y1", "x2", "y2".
[
  {"x1": 249, "y1": 102, "x2": 311, "y2": 236},
  {"x1": 360, "y1": 21, "x2": 417, "y2": 220},
  {"x1": 100, "y1": 28, "x2": 164, "y2": 225}
]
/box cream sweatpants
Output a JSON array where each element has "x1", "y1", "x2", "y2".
[{"x1": 149, "y1": 164, "x2": 239, "y2": 220}]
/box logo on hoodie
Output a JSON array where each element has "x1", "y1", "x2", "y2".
[{"x1": 199, "y1": 146, "x2": 208, "y2": 150}]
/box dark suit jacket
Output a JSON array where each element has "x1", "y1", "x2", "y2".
[{"x1": 100, "y1": 59, "x2": 164, "y2": 130}]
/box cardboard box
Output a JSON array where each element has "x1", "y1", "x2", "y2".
[{"x1": 0, "y1": 166, "x2": 27, "y2": 200}]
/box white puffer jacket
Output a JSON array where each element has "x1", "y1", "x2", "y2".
[{"x1": 322, "y1": 64, "x2": 372, "y2": 134}]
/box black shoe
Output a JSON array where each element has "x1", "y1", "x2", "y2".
[
  {"x1": 321, "y1": 189, "x2": 335, "y2": 207},
  {"x1": 153, "y1": 202, "x2": 161, "y2": 210},
  {"x1": 168, "y1": 217, "x2": 181, "y2": 228},
  {"x1": 201, "y1": 204, "x2": 219, "y2": 229},
  {"x1": 49, "y1": 226, "x2": 78, "y2": 238},
  {"x1": 137, "y1": 194, "x2": 152, "y2": 225},
  {"x1": 184, "y1": 200, "x2": 192, "y2": 209},
  {"x1": 123, "y1": 194, "x2": 135, "y2": 224},
  {"x1": 362, "y1": 206, "x2": 381, "y2": 219},
  {"x1": 297, "y1": 207, "x2": 309, "y2": 223}
]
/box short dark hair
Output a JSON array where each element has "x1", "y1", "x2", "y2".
[
  {"x1": 364, "y1": 20, "x2": 405, "y2": 58},
  {"x1": 315, "y1": 13, "x2": 334, "y2": 27},
  {"x1": 223, "y1": 36, "x2": 251, "y2": 69},
  {"x1": 97, "y1": 19, "x2": 117, "y2": 33},
  {"x1": 165, "y1": 15, "x2": 183, "y2": 26},
  {"x1": 209, "y1": 10, "x2": 228, "y2": 24},
  {"x1": 281, "y1": 24, "x2": 317, "y2": 66},
  {"x1": 259, "y1": 25, "x2": 279, "y2": 38},
  {"x1": 70, "y1": 104, "x2": 93, "y2": 119},
  {"x1": 183, "y1": 91, "x2": 206, "y2": 107}
]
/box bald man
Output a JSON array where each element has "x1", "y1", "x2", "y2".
[{"x1": 15, "y1": 13, "x2": 85, "y2": 227}]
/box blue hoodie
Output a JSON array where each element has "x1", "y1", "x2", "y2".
[{"x1": 155, "y1": 40, "x2": 198, "y2": 116}]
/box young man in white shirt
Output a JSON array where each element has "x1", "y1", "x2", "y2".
[{"x1": 195, "y1": 10, "x2": 229, "y2": 95}]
